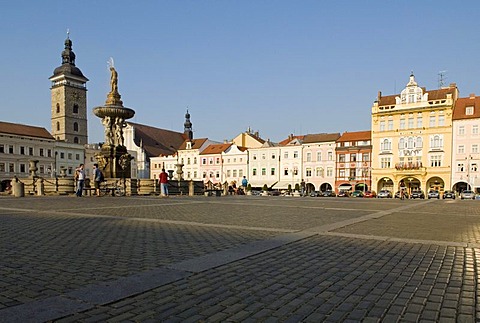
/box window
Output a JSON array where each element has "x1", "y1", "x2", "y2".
[
  {"x1": 381, "y1": 157, "x2": 391, "y2": 169},
  {"x1": 0, "y1": 145, "x2": 3, "y2": 154},
  {"x1": 407, "y1": 137, "x2": 414, "y2": 149},
  {"x1": 181, "y1": 158, "x2": 184, "y2": 164},
  {"x1": 327, "y1": 168, "x2": 333, "y2": 177},
  {"x1": 227, "y1": 170, "x2": 231, "y2": 177},
  {"x1": 379, "y1": 121, "x2": 385, "y2": 131},
  {"x1": 203, "y1": 172, "x2": 206, "y2": 178},
  {"x1": 187, "y1": 158, "x2": 191, "y2": 165},
  {"x1": 438, "y1": 115, "x2": 444, "y2": 126},
  {"x1": 0, "y1": 163, "x2": 4, "y2": 172},
  {"x1": 194, "y1": 171, "x2": 197, "y2": 178},
  {"x1": 430, "y1": 155, "x2": 442, "y2": 167},
  {"x1": 261, "y1": 168, "x2": 266, "y2": 176},
  {"x1": 466, "y1": 106, "x2": 474, "y2": 115},
  {"x1": 362, "y1": 153, "x2": 370, "y2": 162},
  {"x1": 473, "y1": 125, "x2": 479, "y2": 135},
  {"x1": 306, "y1": 168, "x2": 312, "y2": 177},
  {"x1": 327, "y1": 152, "x2": 333, "y2": 161},
  {"x1": 339, "y1": 154, "x2": 346, "y2": 162},
  {"x1": 350, "y1": 154, "x2": 357, "y2": 162},
  {"x1": 293, "y1": 151, "x2": 299, "y2": 158},
  {"x1": 473, "y1": 144, "x2": 479, "y2": 154},
  {"x1": 271, "y1": 153, "x2": 276, "y2": 159},
  {"x1": 187, "y1": 172, "x2": 191, "y2": 179},
  {"x1": 458, "y1": 126, "x2": 465, "y2": 135},
  {"x1": 47, "y1": 149, "x2": 52, "y2": 157},
  {"x1": 216, "y1": 157, "x2": 220, "y2": 164},
  {"x1": 284, "y1": 168, "x2": 288, "y2": 176},
  {"x1": 429, "y1": 116, "x2": 435, "y2": 127},
  {"x1": 253, "y1": 154, "x2": 257, "y2": 160},
  {"x1": 9, "y1": 145, "x2": 14, "y2": 154},
  {"x1": 380, "y1": 139, "x2": 391, "y2": 151},
  {"x1": 74, "y1": 137, "x2": 79, "y2": 144},
  {"x1": 472, "y1": 163, "x2": 478, "y2": 172},
  {"x1": 317, "y1": 152, "x2": 321, "y2": 161},
  {"x1": 458, "y1": 163, "x2": 465, "y2": 172},
  {"x1": 201, "y1": 158, "x2": 206, "y2": 165},
  {"x1": 73, "y1": 122, "x2": 79, "y2": 132},
  {"x1": 399, "y1": 118, "x2": 405, "y2": 130},
  {"x1": 56, "y1": 122, "x2": 60, "y2": 131},
  {"x1": 430, "y1": 135, "x2": 442, "y2": 149},
  {"x1": 416, "y1": 137, "x2": 423, "y2": 148},
  {"x1": 194, "y1": 157, "x2": 197, "y2": 164},
  {"x1": 75, "y1": 154, "x2": 79, "y2": 161},
  {"x1": 20, "y1": 146, "x2": 25, "y2": 155},
  {"x1": 73, "y1": 104, "x2": 79, "y2": 114},
  {"x1": 262, "y1": 154, "x2": 266, "y2": 160},
  {"x1": 20, "y1": 164, "x2": 26, "y2": 173},
  {"x1": 233, "y1": 170, "x2": 237, "y2": 177},
  {"x1": 39, "y1": 148, "x2": 44, "y2": 157},
  {"x1": 339, "y1": 169, "x2": 345, "y2": 178},
  {"x1": 56, "y1": 103, "x2": 60, "y2": 113},
  {"x1": 306, "y1": 153, "x2": 311, "y2": 162},
  {"x1": 9, "y1": 163, "x2": 14, "y2": 173},
  {"x1": 349, "y1": 169, "x2": 356, "y2": 178},
  {"x1": 270, "y1": 168, "x2": 275, "y2": 176},
  {"x1": 417, "y1": 116, "x2": 423, "y2": 128},
  {"x1": 284, "y1": 152, "x2": 288, "y2": 159},
  {"x1": 293, "y1": 168, "x2": 298, "y2": 175},
  {"x1": 408, "y1": 117, "x2": 414, "y2": 129},
  {"x1": 253, "y1": 168, "x2": 257, "y2": 176},
  {"x1": 458, "y1": 145, "x2": 465, "y2": 154},
  {"x1": 387, "y1": 120, "x2": 393, "y2": 130},
  {"x1": 216, "y1": 172, "x2": 220, "y2": 178},
  {"x1": 316, "y1": 167, "x2": 324, "y2": 177},
  {"x1": 60, "y1": 152, "x2": 65, "y2": 159}
]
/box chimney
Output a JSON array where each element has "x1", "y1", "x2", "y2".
[
  {"x1": 377, "y1": 91, "x2": 382, "y2": 100},
  {"x1": 470, "y1": 93, "x2": 475, "y2": 99}
]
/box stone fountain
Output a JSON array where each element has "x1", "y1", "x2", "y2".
[{"x1": 93, "y1": 62, "x2": 135, "y2": 179}]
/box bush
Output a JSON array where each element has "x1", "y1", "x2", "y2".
[
  {"x1": 288, "y1": 184, "x2": 292, "y2": 193},
  {"x1": 246, "y1": 184, "x2": 252, "y2": 191},
  {"x1": 262, "y1": 184, "x2": 268, "y2": 191},
  {"x1": 295, "y1": 183, "x2": 300, "y2": 192}
]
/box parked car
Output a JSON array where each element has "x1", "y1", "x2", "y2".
[
  {"x1": 309, "y1": 191, "x2": 320, "y2": 197},
  {"x1": 461, "y1": 190, "x2": 476, "y2": 200},
  {"x1": 410, "y1": 190, "x2": 425, "y2": 199},
  {"x1": 337, "y1": 190, "x2": 350, "y2": 197},
  {"x1": 322, "y1": 190, "x2": 336, "y2": 197},
  {"x1": 394, "y1": 190, "x2": 409, "y2": 199},
  {"x1": 351, "y1": 190, "x2": 364, "y2": 197},
  {"x1": 442, "y1": 190, "x2": 455, "y2": 199},
  {"x1": 427, "y1": 190, "x2": 440, "y2": 199},
  {"x1": 377, "y1": 190, "x2": 392, "y2": 198},
  {"x1": 363, "y1": 190, "x2": 376, "y2": 198}
]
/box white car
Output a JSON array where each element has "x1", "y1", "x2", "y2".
[
  {"x1": 461, "y1": 190, "x2": 476, "y2": 200},
  {"x1": 377, "y1": 190, "x2": 392, "y2": 198}
]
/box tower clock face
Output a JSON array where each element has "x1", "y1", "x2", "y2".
[{"x1": 72, "y1": 92, "x2": 80, "y2": 100}]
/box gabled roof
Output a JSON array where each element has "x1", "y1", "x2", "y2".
[
  {"x1": 377, "y1": 87, "x2": 456, "y2": 106},
  {"x1": 128, "y1": 122, "x2": 186, "y2": 157},
  {"x1": 303, "y1": 132, "x2": 341, "y2": 144},
  {"x1": 0, "y1": 121, "x2": 54, "y2": 140},
  {"x1": 279, "y1": 135, "x2": 305, "y2": 146},
  {"x1": 177, "y1": 138, "x2": 209, "y2": 150},
  {"x1": 453, "y1": 95, "x2": 480, "y2": 120},
  {"x1": 337, "y1": 130, "x2": 371, "y2": 142},
  {"x1": 200, "y1": 143, "x2": 232, "y2": 155}
]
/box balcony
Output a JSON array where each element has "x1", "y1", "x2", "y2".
[{"x1": 395, "y1": 162, "x2": 423, "y2": 170}]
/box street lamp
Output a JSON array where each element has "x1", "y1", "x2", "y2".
[{"x1": 466, "y1": 155, "x2": 472, "y2": 191}]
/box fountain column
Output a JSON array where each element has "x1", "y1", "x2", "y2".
[{"x1": 93, "y1": 63, "x2": 135, "y2": 179}]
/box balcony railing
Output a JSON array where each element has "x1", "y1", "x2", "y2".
[{"x1": 395, "y1": 162, "x2": 423, "y2": 170}]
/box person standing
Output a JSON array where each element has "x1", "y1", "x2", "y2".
[
  {"x1": 93, "y1": 163, "x2": 103, "y2": 197},
  {"x1": 75, "y1": 164, "x2": 85, "y2": 197},
  {"x1": 241, "y1": 176, "x2": 248, "y2": 190},
  {"x1": 159, "y1": 168, "x2": 169, "y2": 197}
]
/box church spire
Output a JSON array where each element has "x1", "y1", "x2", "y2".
[{"x1": 184, "y1": 109, "x2": 193, "y2": 140}]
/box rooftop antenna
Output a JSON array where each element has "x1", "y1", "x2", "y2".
[{"x1": 438, "y1": 70, "x2": 447, "y2": 89}]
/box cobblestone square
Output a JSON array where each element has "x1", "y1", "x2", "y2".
[{"x1": 0, "y1": 195, "x2": 478, "y2": 322}]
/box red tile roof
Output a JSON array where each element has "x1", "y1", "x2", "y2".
[
  {"x1": 453, "y1": 95, "x2": 480, "y2": 120},
  {"x1": 200, "y1": 143, "x2": 233, "y2": 155},
  {"x1": 377, "y1": 86, "x2": 457, "y2": 106},
  {"x1": 128, "y1": 122, "x2": 186, "y2": 157},
  {"x1": 278, "y1": 135, "x2": 305, "y2": 146},
  {"x1": 303, "y1": 133, "x2": 341, "y2": 144},
  {"x1": 178, "y1": 138, "x2": 209, "y2": 150},
  {"x1": 0, "y1": 121, "x2": 54, "y2": 140},
  {"x1": 337, "y1": 130, "x2": 371, "y2": 142}
]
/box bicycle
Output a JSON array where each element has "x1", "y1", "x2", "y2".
[{"x1": 99, "y1": 180, "x2": 125, "y2": 197}]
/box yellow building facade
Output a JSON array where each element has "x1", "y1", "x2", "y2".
[{"x1": 371, "y1": 74, "x2": 457, "y2": 195}]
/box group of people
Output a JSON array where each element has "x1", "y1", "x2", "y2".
[
  {"x1": 75, "y1": 163, "x2": 103, "y2": 197},
  {"x1": 228, "y1": 176, "x2": 249, "y2": 195}
]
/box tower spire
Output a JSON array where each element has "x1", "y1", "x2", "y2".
[{"x1": 184, "y1": 109, "x2": 193, "y2": 140}]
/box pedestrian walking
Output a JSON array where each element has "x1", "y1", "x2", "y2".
[
  {"x1": 159, "y1": 168, "x2": 169, "y2": 197},
  {"x1": 241, "y1": 176, "x2": 248, "y2": 190},
  {"x1": 93, "y1": 163, "x2": 104, "y2": 196}
]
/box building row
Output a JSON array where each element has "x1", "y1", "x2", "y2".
[{"x1": 0, "y1": 35, "x2": 479, "y2": 195}]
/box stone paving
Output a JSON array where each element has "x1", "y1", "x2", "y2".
[{"x1": 0, "y1": 195, "x2": 478, "y2": 322}]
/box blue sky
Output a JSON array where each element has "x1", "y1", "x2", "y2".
[{"x1": 2, "y1": 1, "x2": 480, "y2": 144}]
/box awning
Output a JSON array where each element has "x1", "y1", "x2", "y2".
[
  {"x1": 338, "y1": 184, "x2": 352, "y2": 191},
  {"x1": 272, "y1": 181, "x2": 297, "y2": 189},
  {"x1": 249, "y1": 180, "x2": 277, "y2": 188}
]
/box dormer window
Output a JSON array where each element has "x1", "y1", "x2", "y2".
[
  {"x1": 186, "y1": 141, "x2": 192, "y2": 149},
  {"x1": 466, "y1": 106, "x2": 474, "y2": 115}
]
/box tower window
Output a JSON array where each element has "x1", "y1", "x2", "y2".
[
  {"x1": 74, "y1": 137, "x2": 79, "y2": 144},
  {"x1": 56, "y1": 122, "x2": 60, "y2": 131},
  {"x1": 56, "y1": 103, "x2": 60, "y2": 113},
  {"x1": 73, "y1": 122, "x2": 79, "y2": 132},
  {"x1": 73, "y1": 104, "x2": 79, "y2": 114}
]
